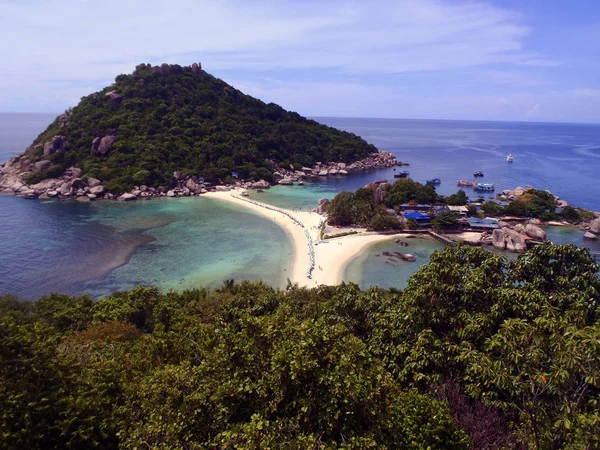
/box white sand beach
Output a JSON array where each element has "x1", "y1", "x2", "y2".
[{"x1": 206, "y1": 190, "x2": 393, "y2": 287}]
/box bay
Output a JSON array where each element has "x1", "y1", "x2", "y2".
[{"x1": 1, "y1": 113, "x2": 598, "y2": 299}]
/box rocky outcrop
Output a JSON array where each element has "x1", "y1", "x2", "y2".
[
  {"x1": 584, "y1": 231, "x2": 597, "y2": 240},
  {"x1": 492, "y1": 227, "x2": 528, "y2": 252},
  {"x1": 118, "y1": 193, "x2": 137, "y2": 201},
  {"x1": 43, "y1": 135, "x2": 67, "y2": 156},
  {"x1": 34, "y1": 160, "x2": 51, "y2": 172},
  {"x1": 315, "y1": 198, "x2": 330, "y2": 214},
  {"x1": 105, "y1": 91, "x2": 123, "y2": 107},
  {"x1": 250, "y1": 180, "x2": 270, "y2": 190},
  {"x1": 91, "y1": 133, "x2": 117, "y2": 157},
  {"x1": 590, "y1": 218, "x2": 600, "y2": 234},
  {"x1": 524, "y1": 223, "x2": 546, "y2": 242},
  {"x1": 278, "y1": 178, "x2": 294, "y2": 185},
  {"x1": 89, "y1": 185, "x2": 104, "y2": 195},
  {"x1": 191, "y1": 62, "x2": 202, "y2": 75}
]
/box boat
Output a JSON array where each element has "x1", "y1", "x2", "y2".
[
  {"x1": 474, "y1": 182, "x2": 495, "y2": 192},
  {"x1": 457, "y1": 180, "x2": 476, "y2": 187},
  {"x1": 473, "y1": 171, "x2": 484, "y2": 177},
  {"x1": 394, "y1": 171, "x2": 409, "y2": 178},
  {"x1": 507, "y1": 153, "x2": 514, "y2": 162},
  {"x1": 426, "y1": 178, "x2": 441, "y2": 185}
]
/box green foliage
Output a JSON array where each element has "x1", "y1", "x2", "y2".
[
  {"x1": 445, "y1": 190, "x2": 468, "y2": 206},
  {"x1": 327, "y1": 188, "x2": 387, "y2": 227},
  {"x1": 132, "y1": 169, "x2": 151, "y2": 185},
  {"x1": 466, "y1": 204, "x2": 478, "y2": 217},
  {"x1": 505, "y1": 190, "x2": 558, "y2": 220},
  {"x1": 370, "y1": 213, "x2": 401, "y2": 231},
  {"x1": 386, "y1": 177, "x2": 442, "y2": 207},
  {"x1": 406, "y1": 218, "x2": 418, "y2": 230},
  {"x1": 560, "y1": 205, "x2": 595, "y2": 224},
  {"x1": 481, "y1": 200, "x2": 504, "y2": 216},
  {"x1": 25, "y1": 64, "x2": 376, "y2": 187},
  {"x1": 1, "y1": 245, "x2": 599, "y2": 448},
  {"x1": 431, "y1": 211, "x2": 460, "y2": 230},
  {"x1": 24, "y1": 164, "x2": 64, "y2": 185}
]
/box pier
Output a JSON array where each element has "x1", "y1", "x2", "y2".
[{"x1": 428, "y1": 231, "x2": 455, "y2": 246}]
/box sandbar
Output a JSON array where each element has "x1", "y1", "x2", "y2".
[{"x1": 205, "y1": 190, "x2": 393, "y2": 287}]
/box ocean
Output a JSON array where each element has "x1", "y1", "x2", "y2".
[{"x1": 1, "y1": 113, "x2": 599, "y2": 298}]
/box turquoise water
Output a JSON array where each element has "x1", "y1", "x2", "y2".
[
  {"x1": 343, "y1": 236, "x2": 446, "y2": 290},
  {"x1": 0, "y1": 195, "x2": 293, "y2": 299},
  {"x1": 345, "y1": 226, "x2": 599, "y2": 291},
  {"x1": 1, "y1": 114, "x2": 599, "y2": 299}
]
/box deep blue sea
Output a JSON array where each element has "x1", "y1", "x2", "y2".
[{"x1": 1, "y1": 113, "x2": 599, "y2": 298}]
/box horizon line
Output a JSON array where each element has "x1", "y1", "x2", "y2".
[{"x1": 0, "y1": 111, "x2": 598, "y2": 127}]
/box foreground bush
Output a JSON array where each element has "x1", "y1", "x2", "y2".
[{"x1": 1, "y1": 244, "x2": 599, "y2": 449}]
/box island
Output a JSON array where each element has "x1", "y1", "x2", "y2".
[{"x1": 0, "y1": 62, "x2": 399, "y2": 201}]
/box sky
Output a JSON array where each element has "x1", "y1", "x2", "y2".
[{"x1": 1, "y1": 0, "x2": 599, "y2": 123}]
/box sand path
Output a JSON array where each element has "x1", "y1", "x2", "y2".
[{"x1": 206, "y1": 190, "x2": 394, "y2": 287}]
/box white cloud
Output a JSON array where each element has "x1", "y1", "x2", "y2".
[
  {"x1": 0, "y1": 0, "x2": 593, "y2": 122},
  {"x1": 0, "y1": 0, "x2": 534, "y2": 109}
]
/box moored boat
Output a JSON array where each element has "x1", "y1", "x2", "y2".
[
  {"x1": 507, "y1": 153, "x2": 514, "y2": 162},
  {"x1": 394, "y1": 171, "x2": 409, "y2": 178},
  {"x1": 457, "y1": 180, "x2": 476, "y2": 187},
  {"x1": 426, "y1": 178, "x2": 441, "y2": 185},
  {"x1": 474, "y1": 182, "x2": 495, "y2": 192},
  {"x1": 473, "y1": 171, "x2": 484, "y2": 177}
]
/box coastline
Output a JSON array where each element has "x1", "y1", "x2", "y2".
[{"x1": 205, "y1": 190, "x2": 393, "y2": 286}]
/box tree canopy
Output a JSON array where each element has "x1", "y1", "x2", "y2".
[
  {"x1": 24, "y1": 64, "x2": 377, "y2": 191},
  {"x1": 1, "y1": 244, "x2": 599, "y2": 449}
]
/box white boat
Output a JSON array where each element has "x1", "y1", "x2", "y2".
[{"x1": 507, "y1": 153, "x2": 514, "y2": 162}]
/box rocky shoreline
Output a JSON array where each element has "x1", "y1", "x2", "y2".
[{"x1": 0, "y1": 150, "x2": 400, "y2": 202}]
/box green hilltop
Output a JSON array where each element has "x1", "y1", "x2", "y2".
[{"x1": 24, "y1": 63, "x2": 376, "y2": 191}]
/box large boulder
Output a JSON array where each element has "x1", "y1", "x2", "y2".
[
  {"x1": 87, "y1": 177, "x2": 101, "y2": 187},
  {"x1": 191, "y1": 62, "x2": 202, "y2": 75},
  {"x1": 215, "y1": 185, "x2": 231, "y2": 192},
  {"x1": 491, "y1": 229, "x2": 506, "y2": 250},
  {"x1": 584, "y1": 231, "x2": 597, "y2": 240},
  {"x1": 71, "y1": 178, "x2": 87, "y2": 190},
  {"x1": 318, "y1": 170, "x2": 328, "y2": 176},
  {"x1": 590, "y1": 218, "x2": 600, "y2": 234},
  {"x1": 118, "y1": 193, "x2": 137, "y2": 201},
  {"x1": 504, "y1": 228, "x2": 528, "y2": 252},
  {"x1": 31, "y1": 179, "x2": 58, "y2": 191},
  {"x1": 185, "y1": 178, "x2": 199, "y2": 193},
  {"x1": 524, "y1": 223, "x2": 546, "y2": 241},
  {"x1": 59, "y1": 181, "x2": 72, "y2": 196},
  {"x1": 316, "y1": 198, "x2": 330, "y2": 214},
  {"x1": 251, "y1": 180, "x2": 270, "y2": 190},
  {"x1": 91, "y1": 135, "x2": 117, "y2": 157},
  {"x1": 43, "y1": 135, "x2": 67, "y2": 156},
  {"x1": 34, "y1": 160, "x2": 52, "y2": 172},
  {"x1": 278, "y1": 178, "x2": 294, "y2": 185},
  {"x1": 64, "y1": 167, "x2": 82, "y2": 178},
  {"x1": 89, "y1": 185, "x2": 104, "y2": 195},
  {"x1": 104, "y1": 91, "x2": 123, "y2": 107}
]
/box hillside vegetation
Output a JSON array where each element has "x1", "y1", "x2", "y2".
[
  {"x1": 1, "y1": 244, "x2": 599, "y2": 449},
  {"x1": 24, "y1": 63, "x2": 376, "y2": 191}
]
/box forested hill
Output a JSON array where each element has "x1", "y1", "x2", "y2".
[{"x1": 19, "y1": 63, "x2": 377, "y2": 191}]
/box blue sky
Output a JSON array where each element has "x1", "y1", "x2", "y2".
[{"x1": 1, "y1": 0, "x2": 599, "y2": 123}]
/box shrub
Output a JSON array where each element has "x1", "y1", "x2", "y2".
[{"x1": 370, "y1": 214, "x2": 401, "y2": 231}]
